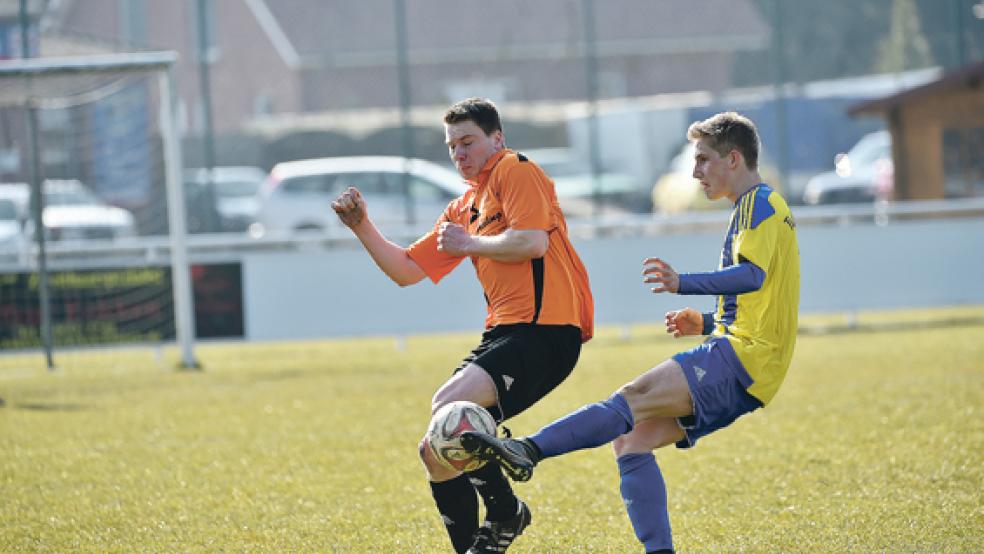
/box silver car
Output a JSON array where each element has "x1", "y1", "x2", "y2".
[
  {"x1": 253, "y1": 156, "x2": 467, "y2": 236},
  {"x1": 802, "y1": 130, "x2": 893, "y2": 205},
  {"x1": 24, "y1": 180, "x2": 137, "y2": 241}
]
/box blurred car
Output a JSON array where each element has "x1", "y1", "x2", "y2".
[
  {"x1": 184, "y1": 166, "x2": 266, "y2": 232},
  {"x1": 802, "y1": 130, "x2": 893, "y2": 205},
  {"x1": 522, "y1": 147, "x2": 642, "y2": 216},
  {"x1": 253, "y1": 156, "x2": 467, "y2": 236},
  {"x1": 25, "y1": 179, "x2": 137, "y2": 241},
  {"x1": 0, "y1": 182, "x2": 30, "y2": 223},
  {"x1": 652, "y1": 142, "x2": 784, "y2": 214},
  {"x1": 0, "y1": 197, "x2": 25, "y2": 255}
]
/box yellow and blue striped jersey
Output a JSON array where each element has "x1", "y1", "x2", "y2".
[{"x1": 710, "y1": 184, "x2": 800, "y2": 405}]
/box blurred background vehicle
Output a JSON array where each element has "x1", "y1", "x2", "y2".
[
  {"x1": 252, "y1": 156, "x2": 468, "y2": 236},
  {"x1": 0, "y1": 197, "x2": 25, "y2": 256},
  {"x1": 522, "y1": 147, "x2": 644, "y2": 217},
  {"x1": 23, "y1": 180, "x2": 137, "y2": 242},
  {"x1": 0, "y1": 182, "x2": 30, "y2": 223},
  {"x1": 184, "y1": 166, "x2": 266, "y2": 233},
  {"x1": 802, "y1": 130, "x2": 893, "y2": 205},
  {"x1": 651, "y1": 142, "x2": 785, "y2": 214}
]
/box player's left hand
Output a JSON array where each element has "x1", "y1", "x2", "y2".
[
  {"x1": 437, "y1": 222, "x2": 474, "y2": 256},
  {"x1": 665, "y1": 308, "x2": 703, "y2": 337},
  {"x1": 643, "y1": 257, "x2": 679, "y2": 293}
]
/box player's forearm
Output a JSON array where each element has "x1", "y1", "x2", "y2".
[
  {"x1": 350, "y1": 220, "x2": 426, "y2": 286},
  {"x1": 678, "y1": 262, "x2": 765, "y2": 296},
  {"x1": 468, "y1": 229, "x2": 549, "y2": 262}
]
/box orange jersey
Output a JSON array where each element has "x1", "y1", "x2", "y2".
[{"x1": 407, "y1": 150, "x2": 594, "y2": 342}]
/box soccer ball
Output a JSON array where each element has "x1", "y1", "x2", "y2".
[{"x1": 427, "y1": 401, "x2": 497, "y2": 472}]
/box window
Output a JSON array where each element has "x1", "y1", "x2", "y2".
[
  {"x1": 189, "y1": 0, "x2": 220, "y2": 63},
  {"x1": 337, "y1": 172, "x2": 395, "y2": 196},
  {"x1": 281, "y1": 174, "x2": 337, "y2": 195},
  {"x1": 409, "y1": 176, "x2": 453, "y2": 201},
  {"x1": 120, "y1": 0, "x2": 148, "y2": 47}
]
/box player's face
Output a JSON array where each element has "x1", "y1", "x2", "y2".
[
  {"x1": 692, "y1": 138, "x2": 735, "y2": 201},
  {"x1": 445, "y1": 120, "x2": 504, "y2": 180}
]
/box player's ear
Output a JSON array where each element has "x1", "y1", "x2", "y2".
[{"x1": 492, "y1": 129, "x2": 505, "y2": 149}]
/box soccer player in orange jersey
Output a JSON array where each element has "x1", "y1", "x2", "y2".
[{"x1": 332, "y1": 97, "x2": 593, "y2": 553}]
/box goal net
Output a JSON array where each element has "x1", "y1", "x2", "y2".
[{"x1": 0, "y1": 52, "x2": 198, "y2": 373}]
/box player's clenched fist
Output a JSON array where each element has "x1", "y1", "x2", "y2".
[
  {"x1": 331, "y1": 187, "x2": 367, "y2": 228},
  {"x1": 437, "y1": 222, "x2": 473, "y2": 256},
  {"x1": 665, "y1": 308, "x2": 703, "y2": 338}
]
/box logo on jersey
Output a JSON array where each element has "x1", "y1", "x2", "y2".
[{"x1": 475, "y1": 211, "x2": 504, "y2": 234}]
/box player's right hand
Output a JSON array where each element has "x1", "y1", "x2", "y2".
[
  {"x1": 665, "y1": 307, "x2": 703, "y2": 338},
  {"x1": 331, "y1": 187, "x2": 367, "y2": 228}
]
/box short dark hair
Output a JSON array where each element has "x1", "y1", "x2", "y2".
[
  {"x1": 687, "y1": 111, "x2": 760, "y2": 170},
  {"x1": 443, "y1": 97, "x2": 502, "y2": 136}
]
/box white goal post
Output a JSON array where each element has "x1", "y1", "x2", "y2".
[{"x1": 0, "y1": 51, "x2": 197, "y2": 369}]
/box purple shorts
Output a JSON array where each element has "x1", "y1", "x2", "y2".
[{"x1": 672, "y1": 337, "x2": 762, "y2": 448}]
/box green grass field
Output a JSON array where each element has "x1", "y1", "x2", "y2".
[{"x1": 2, "y1": 307, "x2": 983, "y2": 552}]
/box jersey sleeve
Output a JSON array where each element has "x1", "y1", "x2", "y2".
[
  {"x1": 733, "y1": 190, "x2": 779, "y2": 272},
  {"x1": 496, "y1": 161, "x2": 555, "y2": 232},
  {"x1": 406, "y1": 206, "x2": 466, "y2": 284}
]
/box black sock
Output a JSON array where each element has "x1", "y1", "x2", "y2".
[
  {"x1": 430, "y1": 475, "x2": 478, "y2": 553},
  {"x1": 467, "y1": 461, "x2": 518, "y2": 522}
]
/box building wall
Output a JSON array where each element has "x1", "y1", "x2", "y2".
[
  {"x1": 895, "y1": 87, "x2": 984, "y2": 200},
  {"x1": 300, "y1": 53, "x2": 735, "y2": 112},
  {"x1": 49, "y1": 0, "x2": 300, "y2": 133}
]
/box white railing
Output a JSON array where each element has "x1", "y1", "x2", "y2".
[{"x1": 1, "y1": 196, "x2": 984, "y2": 271}]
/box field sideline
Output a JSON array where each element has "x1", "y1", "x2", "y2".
[{"x1": 1, "y1": 307, "x2": 983, "y2": 552}]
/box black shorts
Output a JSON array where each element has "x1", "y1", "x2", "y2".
[{"x1": 455, "y1": 323, "x2": 582, "y2": 422}]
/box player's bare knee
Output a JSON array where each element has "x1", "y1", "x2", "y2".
[
  {"x1": 612, "y1": 434, "x2": 631, "y2": 455},
  {"x1": 418, "y1": 435, "x2": 433, "y2": 463},
  {"x1": 431, "y1": 387, "x2": 456, "y2": 414},
  {"x1": 618, "y1": 378, "x2": 650, "y2": 404},
  {"x1": 612, "y1": 431, "x2": 652, "y2": 457}
]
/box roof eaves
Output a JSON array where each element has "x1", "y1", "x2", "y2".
[
  {"x1": 305, "y1": 34, "x2": 767, "y2": 70},
  {"x1": 244, "y1": 0, "x2": 301, "y2": 69},
  {"x1": 849, "y1": 60, "x2": 984, "y2": 116}
]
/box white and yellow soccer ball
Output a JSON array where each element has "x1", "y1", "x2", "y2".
[{"x1": 427, "y1": 401, "x2": 497, "y2": 472}]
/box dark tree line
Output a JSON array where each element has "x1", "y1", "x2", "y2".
[{"x1": 734, "y1": 0, "x2": 983, "y2": 86}]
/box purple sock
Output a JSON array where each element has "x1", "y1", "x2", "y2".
[
  {"x1": 618, "y1": 452, "x2": 673, "y2": 553},
  {"x1": 528, "y1": 392, "x2": 634, "y2": 458}
]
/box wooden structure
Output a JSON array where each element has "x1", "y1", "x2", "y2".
[{"x1": 850, "y1": 61, "x2": 984, "y2": 200}]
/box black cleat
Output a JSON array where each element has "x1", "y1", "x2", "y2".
[
  {"x1": 460, "y1": 431, "x2": 538, "y2": 482},
  {"x1": 465, "y1": 499, "x2": 532, "y2": 553}
]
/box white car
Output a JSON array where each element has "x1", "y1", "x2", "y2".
[
  {"x1": 253, "y1": 156, "x2": 468, "y2": 235},
  {"x1": 184, "y1": 166, "x2": 267, "y2": 232},
  {"x1": 24, "y1": 179, "x2": 137, "y2": 241},
  {"x1": 0, "y1": 197, "x2": 25, "y2": 256},
  {"x1": 802, "y1": 130, "x2": 893, "y2": 205}
]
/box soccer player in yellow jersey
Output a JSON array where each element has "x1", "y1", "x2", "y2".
[{"x1": 462, "y1": 112, "x2": 800, "y2": 554}]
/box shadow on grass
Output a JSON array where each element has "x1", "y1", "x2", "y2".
[
  {"x1": 13, "y1": 402, "x2": 89, "y2": 412},
  {"x1": 798, "y1": 316, "x2": 984, "y2": 336}
]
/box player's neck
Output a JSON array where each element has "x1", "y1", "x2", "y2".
[{"x1": 727, "y1": 172, "x2": 763, "y2": 204}]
